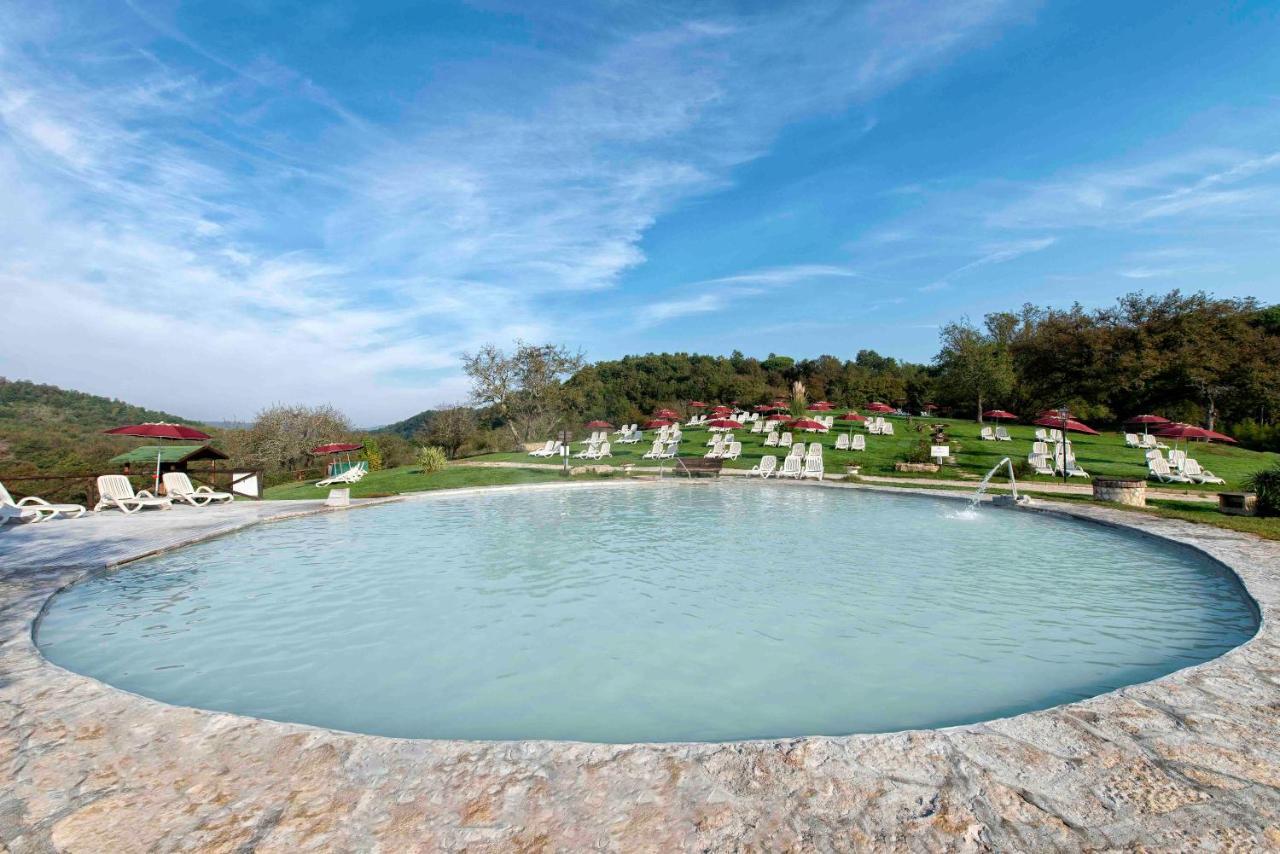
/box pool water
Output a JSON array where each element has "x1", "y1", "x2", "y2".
[{"x1": 37, "y1": 482, "x2": 1258, "y2": 743}]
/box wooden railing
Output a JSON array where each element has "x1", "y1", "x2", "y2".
[{"x1": 0, "y1": 468, "x2": 264, "y2": 505}]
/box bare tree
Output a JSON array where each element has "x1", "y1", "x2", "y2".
[
  {"x1": 420, "y1": 405, "x2": 477, "y2": 459},
  {"x1": 246, "y1": 404, "x2": 352, "y2": 475},
  {"x1": 462, "y1": 341, "x2": 585, "y2": 443}
]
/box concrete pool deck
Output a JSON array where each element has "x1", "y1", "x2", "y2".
[{"x1": 2, "y1": 483, "x2": 1279, "y2": 851}]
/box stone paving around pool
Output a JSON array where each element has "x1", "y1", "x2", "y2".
[{"x1": 2, "y1": 482, "x2": 1279, "y2": 851}]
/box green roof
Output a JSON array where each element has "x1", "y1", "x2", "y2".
[{"x1": 108, "y1": 445, "x2": 227, "y2": 465}]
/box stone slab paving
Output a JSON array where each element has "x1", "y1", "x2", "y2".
[{"x1": 2, "y1": 483, "x2": 1279, "y2": 851}]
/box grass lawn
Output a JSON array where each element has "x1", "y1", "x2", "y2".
[
  {"x1": 264, "y1": 464, "x2": 577, "y2": 499},
  {"x1": 469, "y1": 416, "x2": 1279, "y2": 492}
]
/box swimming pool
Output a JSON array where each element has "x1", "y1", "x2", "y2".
[{"x1": 36, "y1": 482, "x2": 1258, "y2": 743}]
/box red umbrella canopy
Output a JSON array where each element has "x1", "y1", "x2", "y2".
[
  {"x1": 923, "y1": 403, "x2": 939, "y2": 411},
  {"x1": 788, "y1": 418, "x2": 826, "y2": 430},
  {"x1": 808, "y1": 401, "x2": 834, "y2": 410},
  {"x1": 839, "y1": 411, "x2": 867, "y2": 422},
  {"x1": 1125, "y1": 414, "x2": 1170, "y2": 425},
  {"x1": 644, "y1": 418, "x2": 675, "y2": 429},
  {"x1": 710, "y1": 405, "x2": 733, "y2": 413},
  {"x1": 688, "y1": 401, "x2": 708, "y2": 408},
  {"x1": 584, "y1": 420, "x2": 613, "y2": 428},
  {"x1": 1032, "y1": 415, "x2": 1100, "y2": 436},
  {"x1": 866, "y1": 402, "x2": 894, "y2": 413},
  {"x1": 982, "y1": 409, "x2": 1018, "y2": 421},
  {"x1": 1155, "y1": 423, "x2": 1238, "y2": 443},
  {"x1": 309, "y1": 442, "x2": 364, "y2": 455},
  {"x1": 653, "y1": 408, "x2": 680, "y2": 419},
  {"x1": 104, "y1": 421, "x2": 212, "y2": 441},
  {"x1": 753, "y1": 404, "x2": 775, "y2": 412},
  {"x1": 706, "y1": 418, "x2": 743, "y2": 429}
]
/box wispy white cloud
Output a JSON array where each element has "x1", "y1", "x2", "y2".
[
  {"x1": 634, "y1": 264, "x2": 859, "y2": 328},
  {"x1": 920, "y1": 237, "x2": 1056, "y2": 291},
  {"x1": 0, "y1": 0, "x2": 1026, "y2": 422}
]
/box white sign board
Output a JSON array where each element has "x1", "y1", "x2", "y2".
[{"x1": 930, "y1": 445, "x2": 950, "y2": 460}]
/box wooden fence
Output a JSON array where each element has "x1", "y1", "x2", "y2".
[{"x1": 0, "y1": 468, "x2": 264, "y2": 506}]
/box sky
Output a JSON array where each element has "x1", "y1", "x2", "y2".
[{"x1": 1, "y1": 1, "x2": 1278, "y2": 426}]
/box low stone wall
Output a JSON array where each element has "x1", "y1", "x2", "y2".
[{"x1": 1093, "y1": 477, "x2": 1147, "y2": 507}]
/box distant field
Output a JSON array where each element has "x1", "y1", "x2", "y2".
[{"x1": 469, "y1": 416, "x2": 1279, "y2": 493}]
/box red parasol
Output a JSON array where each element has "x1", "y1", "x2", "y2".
[
  {"x1": 1032, "y1": 415, "x2": 1099, "y2": 436},
  {"x1": 706, "y1": 418, "x2": 743, "y2": 429},
  {"x1": 105, "y1": 422, "x2": 214, "y2": 494},
  {"x1": 688, "y1": 401, "x2": 708, "y2": 408},
  {"x1": 866, "y1": 402, "x2": 894, "y2": 414},
  {"x1": 653, "y1": 408, "x2": 680, "y2": 419},
  {"x1": 1125, "y1": 414, "x2": 1169, "y2": 425},
  {"x1": 644, "y1": 419, "x2": 675, "y2": 429},
  {"x1": 788, "y1": 418, "x2": 827, "y2": 431},
  {"x1": 808, "y1": 401, "x2": 834, "y2": 411},
  {"x1": 982, "y1": 409, "x2": 1018, "y2": 421},
  {"x1": 584, "y1": 420, "x2": 613, "y2": 429},
  {"x1": 1155, "y1": 423, "x2": 1237, "y2": 444},
  {"x1": 839, "y1": 411, "x2": 867, "y2": 421},
  {"x1": 310, "y1": 442, "x2": 364, "y2": 455}
]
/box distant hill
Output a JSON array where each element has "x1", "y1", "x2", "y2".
[
  {"x1": 374, "y1": 409, "x2": 440, "y2": 439},
  {"x1": 0, "y1": 377, "x2": 203, "y2": 473}
]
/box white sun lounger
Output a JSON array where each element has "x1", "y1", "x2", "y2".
[
  {"x1": 94, "y1": 475, "x2": 172, "y2": 514},
  {"x1": 751, "y1": 455, "x2": 778, "y2": 477},
  {"x1": 835, "y1": 434, "x2": 850, "y2": 451},
  {"x1": 529, "y1": 440, "x2": 555, "y2": 457},
  {"x1": 777, "y1": 455, "x2": 803, "y2": 478},
  {"x1": 1181, "y1": 459, "x2": 1224, "y2": 485},
  {"x1": 980, "y1": 426, "x2": 995, "y2": 441},
  {"x1": 721, "y1": 441, "x2": 742, "y2": 461},
  {"x1": 851, "y1": 434, "x2": 865, "y2": 451},
  {"x1": 763, "y1": 431, "x2": 779, "y2": 447},
  {"x1": 1148, "y1": 457, "x2": 1193, "y2": 484},
  {"x1": 1027, "y1": 453, "x2": 1054, "y2": 476},
  {"x1": 162, "y1": 473, "x2": 233, "y2": 506},
  {"x1": 995, "y1": 426, "x2": 1012, "y2": 441},
  {"x1": 778, "y1": 432, "x2": 793, "y2": 447},
  {"x1": 801, "y1": 454, "x2": 824, "y2": 481},
  {"x1": 0, "y1": 481, "x2": 86, "y2": 524},
  {"x1": 641, "y1": 440, "x2": 665, "y2": 460},
  {"x1": 317, "y1": 461, "x2": 367, "y2": 486}
]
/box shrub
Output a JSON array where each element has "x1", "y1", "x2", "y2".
[
  {"x1": 415, "y1": 446, "x2": 448, "y2": 474},
  {"x1": 363, "y1": 438, "x2": 384, "y2": 472},
  {"x1": 1244, "y1": 462, "x2": 1280, "y2": 517}
]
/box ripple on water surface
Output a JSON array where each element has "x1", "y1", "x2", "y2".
[{"x1": 37, "y1": 482, "x2": 1258, "y2": 742}]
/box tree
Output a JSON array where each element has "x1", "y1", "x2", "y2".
[
  {"x1": 421, "y1": 405, "x2": 477, "y2": 459},
  {"x1": 245, "y1": 404, "x2": 352, "y2": 475},
  {"x1": 934, "y1": 319, "x2": 1015, "y2": 421},
  {"x1": 462, "y1": 341, "x2": 585, "y2": 443}
]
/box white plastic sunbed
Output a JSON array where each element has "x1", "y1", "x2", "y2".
[
  {"x1": 0, "y1": 481, "x2": 86, "y2": 524},
  {"x1": 980, "y1": 426, "x2": 995, "y2": 441},
  {"x1": 641, "y1": 440, "x2": 665, "y2": 460},
  {"x1": 801, "y1": 454, "x2": 824, "y2": 481},
  {"x1": 1148, "y1": 457, "x2": 1193, "y2": 484},
  {"x1": 528, "y1": 440, "x2": 555, "y2": 457},
  {"x1": 835, "y1": 434, "x2": 850, "y2": 451},
  {"x1": 751, "y1": 455, "x2": 778, "y2": 478},
  {"x1": 721, "y1": 442, "x2": 742, "y2": 461},
  {"x1": 162, "y1": 473, "x2": 233, "y2": 506},
  {"x1": 94, "y1": 475, "x2": 172, "y2": 514},
  {"x1": 995, "y1": 426, "x2": 1012, "y2": 441},
  {"x1": 317, "y1": 461, "x2": 367, "y2": 486},
  {"x1": 851, "y1": 434, "x2": 866, "y2": 451},
  {"x1": 777, "y1": 455, "x2": 803, "y2": 479},
  {"x1": 1181, "y1": 459, "x2": 1225, "y2": 485}
]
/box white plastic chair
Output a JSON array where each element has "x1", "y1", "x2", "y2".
[
  {"x1": 751, "y1": 455, "x2": 778, "y2": 478},
  {"x1": 163, "y1": 473, "x2": 233, "y2": 506},
  {"x1": 0, "y1": 481, "x2": 86, "y2": 524},
  {"x1": 94, "y1": 475, "x2": 172, "y2": 514}
]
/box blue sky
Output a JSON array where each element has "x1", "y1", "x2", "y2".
[{"x1": 2, "y1": 1, "x2": 1278, "y2": 424}]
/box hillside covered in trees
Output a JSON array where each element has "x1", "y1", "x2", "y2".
[{"x1": 0, "y1": 378, "x2": 203, "y2": 474}]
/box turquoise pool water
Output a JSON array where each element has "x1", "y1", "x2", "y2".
[{"x1": 37, "y1": 482, "x2": 1257, "y2": 743}]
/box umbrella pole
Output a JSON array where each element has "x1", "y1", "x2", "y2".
[{"x1": 155, "y1": 449, "x2": 163, "y2": 495}]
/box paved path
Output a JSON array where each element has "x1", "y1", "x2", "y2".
[{"x1": 0, "y1": 498, "x2": 398, "y2": 570}]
